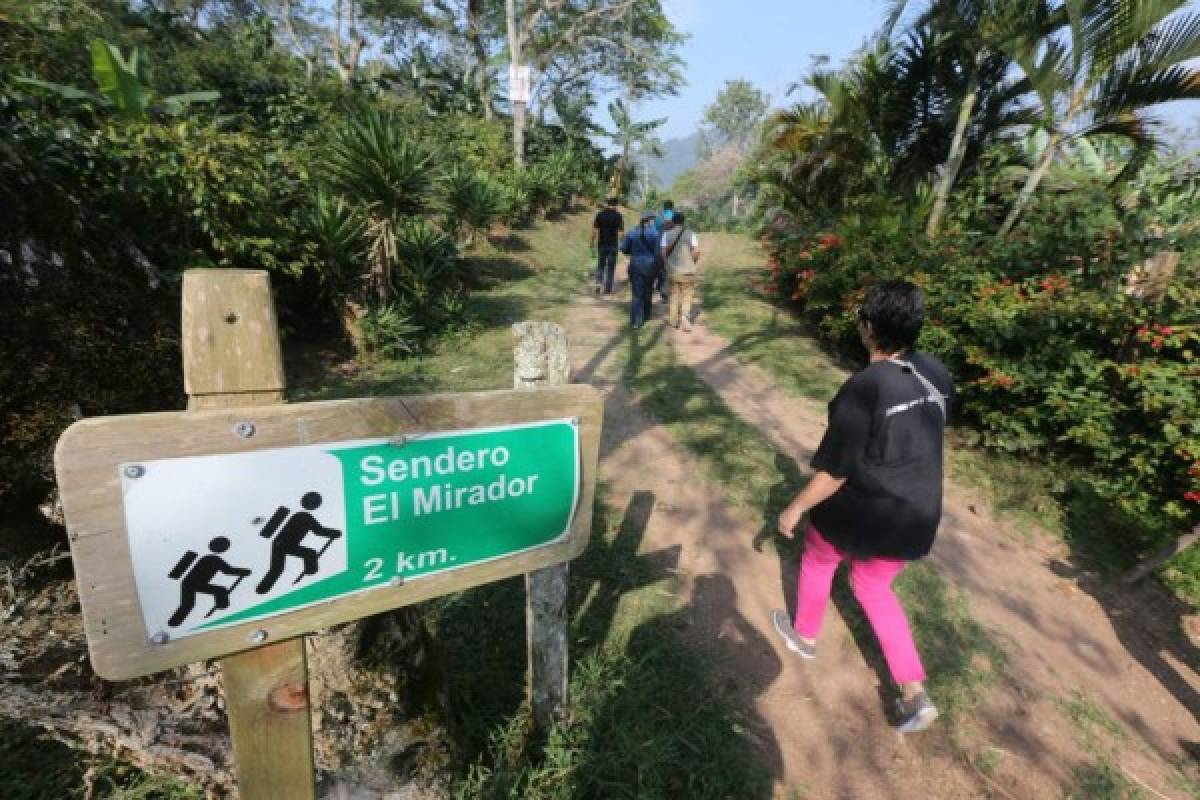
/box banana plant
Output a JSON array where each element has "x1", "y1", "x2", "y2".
[{"x1": 16, "y1": 38, "x2": 218, "y2": 121}]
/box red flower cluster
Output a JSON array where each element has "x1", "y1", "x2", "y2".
[
  {"x1": 817, "y1": 233, "x2": 842, "y2": 250},
  {"x1": 1185, "y1": 491, "x2": 1200, "y2": 504},
  {"x1": 1136, "y1": 323, "x2": 1178, "y2": 351},
  {"x1": 980, "y1": 371, "x2": 1015, "y2": 389},
  {"x1": 1039, "y1": 274, "x2": 1070, "y2": 294}
]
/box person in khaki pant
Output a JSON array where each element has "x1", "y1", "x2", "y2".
[{"x1": 660, "y1": 212, "x2": 702, "y2": 330}]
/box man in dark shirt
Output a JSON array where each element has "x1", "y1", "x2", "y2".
[
  {"x1": 770, "y1": 279, "x2": 954, "y2": 735},
  {"x1": 589, "y1": 198, "x2": 624, "y2": 294}
]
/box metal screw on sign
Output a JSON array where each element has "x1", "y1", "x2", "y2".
[
  {"x1": 249, "y1": 629, "x2": 269, "y2": 644},
  {"x1": 389, "y1": 576, "x2": 404, "y2": 588},
  {"x1": 124, "y1": 465, "x2": 145, "y2": 479},
  {"x1": 234, "y1": 421, "x2": 256, "y2": 439},
  {"x1": 570, "y1": 417, "x2": 580, "y2": 427},
  {"x1": 389, "y1": 435, "x2": 407, "y2": 447},
  {"x1": 224, "y1": 311, "x2": 239, "y2": 324},
  {"x1": 149, "y1": 631, "x2": 169, "y2": 645}
]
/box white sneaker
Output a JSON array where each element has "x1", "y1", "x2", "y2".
[
  {"x1": 770, "y1": 609, "x2": 817, "y2": 659},
  {"x1": 894, "y1": 693, "x2": 939, "y2": 733}
]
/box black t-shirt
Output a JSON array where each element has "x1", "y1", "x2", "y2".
[
  {"x1": 593, "y1": 207, "x2": 624, "y2": 248},
  {"x1": 809, "y1": 352, "x2": 955, "y2": 560}
]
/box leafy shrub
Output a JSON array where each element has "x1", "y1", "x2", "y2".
[
  {"x1": 323, "y1": 108, "x2": 442, "y2": 219},
  {"x1": 761, "y1": 202, "x2": 1200, "y2": 570},
  {"x1": 498, "y1": 181, "x2": 533, "y2": 226},
  {"x1": 443, "y1": 167, "x2": 503, "y2": 241},
  {"x1": 358, "y1": 303, "x2": 422, "y2": 360},
  {"x1": 391, "y1": 218, "x2": 467, "y2": 331}
]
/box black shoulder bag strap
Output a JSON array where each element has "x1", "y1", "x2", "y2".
[{"x1": 664, "y1": 227, "x2": 686, "y2": 263}]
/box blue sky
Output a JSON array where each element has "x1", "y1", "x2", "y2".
[
  {"x1": 649, "y1": 0, "x2": 1199, "y2": 143},
  {"x1": 649, "y1": 0, "x2": 892, "y2": 140}
]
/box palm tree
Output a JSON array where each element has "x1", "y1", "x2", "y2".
[
  {"x1": 886, "y1": 0, "x2": 1062, "y2": 237},
  {"x1": 606, "y1": 98, "x2": 665, "y2": 200},
  {"x1": 997, "y1": 0, "x2": 1200, "y2": 238}
]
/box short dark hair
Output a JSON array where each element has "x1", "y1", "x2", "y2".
[
  {"x1": 859, "y1": 279, "x2": 924, "y2": 353},
  {"x1": 606, "y1": 197, "x2": 619, "y2": 206},
  {"x1": 672, "y1": 212, "x2": 685, "y2": 226},
  {"x1": 663, "y1": 199, "x2": 675, "y2": 210}
]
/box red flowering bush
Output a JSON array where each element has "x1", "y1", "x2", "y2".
[{"x1": 757, "y1": 211, "x2": 1200, "y2": 572}]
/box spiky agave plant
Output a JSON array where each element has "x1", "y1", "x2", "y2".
[
  {"x1": 443, "y1": 167, "x2": 504, "y2": 243},
  {"x1": 391, "y1": 219, "x2": 463, "y2": 327},
  {"x1": 323, "y1": 109, "x2": 442, "y2": 302},
  {"x1": 304, "y1": 191, "x2": 370, "y2": 346}
]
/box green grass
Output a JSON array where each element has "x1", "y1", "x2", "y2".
[
  {"x1": 1054, "y1": 690, "x2": 1126, "y2": 751},
  {"x1": 1065, "y1": 762, "x2": 1143, "y2": 800},
  {"x1": 441, "y1": 486, "x2": 772, "y2": 799},
  {"x1": 700, "y1": 233, "x2": 848, "y2": 404}
]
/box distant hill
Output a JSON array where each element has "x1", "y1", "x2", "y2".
[{"x1": 640, "y1": 133, "x2": 703, "y2": 190}]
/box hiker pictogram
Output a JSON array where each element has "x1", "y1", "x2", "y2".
[
  {"x1": 255, "y1": 491, "x2": 343, "y2": 594},
  {"x1": 167, "y1": 536, "x2": 252, "y2": 627}
]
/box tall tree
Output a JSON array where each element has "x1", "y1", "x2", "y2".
[
  {"x1": 502, "y1": 0, "x2": 681, "y2": 165},
  {"x1": 998, "y1": 0, "x2": 1200, "y2": 237},
  {"x1": 699, "y1": 78, "x2": 770, "y2": 156}
]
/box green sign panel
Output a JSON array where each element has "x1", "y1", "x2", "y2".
[{"x1": 122, "y1": 418, "x2": 580, "y2": 638}]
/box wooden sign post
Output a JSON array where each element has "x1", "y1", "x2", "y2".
[
  {"x1": 182, "y1": 270, "x2": 314, "y2": 800},
  {"x1": 54, "y1": 269, "x2": 603, "y2": 798},
  {"x1": 514, "y1": 322, "x2": 570, "y2": 731}
]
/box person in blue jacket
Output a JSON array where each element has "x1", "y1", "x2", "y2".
[{"x1": 619, "y1": 209, "x2": 662, "y2": 329}]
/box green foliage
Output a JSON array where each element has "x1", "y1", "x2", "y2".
[
  {"x1": 324, "y1": 108, "x2": 442, "y2": 220},
  {"x1": 359, "y1": 303, "x2": 422, "y2": 361},
  {"x1": 1065, "y1": 762, "x2": 1143, "y2": 800},
  {"x1": 760, "y1": 195, "x2": 1200, "y2": 582},
  {"x1": 444, "y1": 167, "x2": 504, "y2": 241},
  {"x1": 15, "y1": 37, "x2": 218, "y2": 120}
]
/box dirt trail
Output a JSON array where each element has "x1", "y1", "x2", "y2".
[{"x1": 566, "y1": 245, "x2": 1198, "y2": 799}]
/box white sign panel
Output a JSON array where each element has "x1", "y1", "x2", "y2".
[
  {"x1": 509, "y1": 64, "x2": 532, "y2": 105},
  {"x1": 122, "y1": 441, "x2": 350, "y2": 641}
]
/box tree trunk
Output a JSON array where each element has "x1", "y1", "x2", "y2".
[
  {"x1": 927, "y1": 70, "x2": 979, "y2": 239},
  {"x1": 505, "y1": 0, "x2": 525, "y2": 167},
  {"x1": 997, "y1": 129, "x2": 1061, "y2": 238},
  {"x1": 467, "y1": 0, "x2": 493, "y2": 120}
]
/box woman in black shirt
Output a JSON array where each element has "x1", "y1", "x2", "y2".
[{"x1": 771, "y1": 279, "x2": 954, "y2": 734}]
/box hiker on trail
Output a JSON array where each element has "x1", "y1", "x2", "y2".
[
  {"x1": 660, "y1": 212, "x2": 702, "y2": 331},
  {"x1": 770, "y1": 279, "x2": 954, "y2": 734},
  {"x1": 619, "y1": 209, "x2": 662, "y2": 330},
  {"x1": 255, "y1": 491, "x2": 342, "y2": 594},
  {"x1": 167, "y1": 536, "x2": 251, "y2": 627},
  {"x1": 654, "y1": 199, "x2": 675, "y2": 302},
  {"x1": 590, "y1": 196, "x2": 624, "y2": 295}
]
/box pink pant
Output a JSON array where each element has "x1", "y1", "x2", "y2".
[{"x1": 794, "y1": 524, "x2": 926, "y2": 684}]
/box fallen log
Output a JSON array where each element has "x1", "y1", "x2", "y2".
[{"x1": 1121, "y1": 524, "x2": 1200, "y2": 585}]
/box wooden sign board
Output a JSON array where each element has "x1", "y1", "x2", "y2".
[{"x1": 55, "y1": 386, "x2": 603, "y2": 680}]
